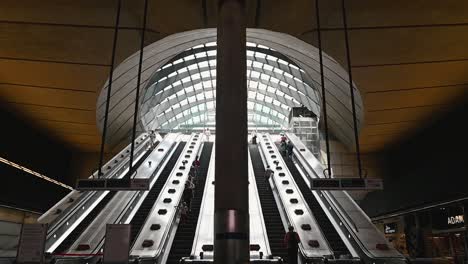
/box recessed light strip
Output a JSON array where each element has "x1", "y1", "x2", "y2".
[{"x1": 0, "y1": 156, "x2": 74, "y2": 191}]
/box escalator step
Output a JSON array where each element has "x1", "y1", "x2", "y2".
[
  {"x1": 279, "y1": 144, "x2": 350, "y2": 257},
  {"x1": 166, "y1": 142, "x2": 214, "y2": 264},
  {"x1": 129, "y1": 142, "x2": 187, "y2": 244}
]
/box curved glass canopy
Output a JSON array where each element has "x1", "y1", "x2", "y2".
[{"x1": 140, "y1": 41, "x2": 321, "y2": 131}]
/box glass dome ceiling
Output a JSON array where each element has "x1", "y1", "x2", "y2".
[{"x1": 139, "y1": 41, "x2": 321, "y2": 132}]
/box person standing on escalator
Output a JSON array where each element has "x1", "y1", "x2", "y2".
[{"x1": 284, "y1": 225, "x2": 300, "y2": 264}]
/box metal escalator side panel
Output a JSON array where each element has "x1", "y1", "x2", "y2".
[
  {"x1": 257, "y1": 133, "x2": 333, "y2": 258},
  {"x1": 165, "y1": 142, "x2": 214, "y2": 264},
  {"x1": 39, "y1": 133, "x2": 150, "y2": 225},
  {"x1": 249, "y1": 145, "x2": 289, "y2": 260},
  {"x1": 131, "y1": 133, "x2": 203, "y2": 258},
  {"x1": 189, "y1": 146, "x2": 215, "y2": 260},
  {"x1": 247, "y1": 150, "x2": 273, "y2": 259},
  {"x1": 188, "y1": 147, "x2": 273, "y2": 262},
  {"x1": 45, "y1": 136, "x2": 153, "y2": 253},
  {"x1": 287, "y1": 132, "x2": 405, "y2": 260},
  {"x1": 65, "y1": 134, "x2": 179, "y2": 255}
]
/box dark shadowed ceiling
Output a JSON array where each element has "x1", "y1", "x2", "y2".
[{"x1": 1, "y1": 0, "x2": 467, "y2": 153}]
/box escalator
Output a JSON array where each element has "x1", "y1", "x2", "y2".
[
  {"x1": 130, "y1": 142, "x2": 186, "y2": 244},
  {"x1": 54, "y1": 141, "x2": 158, "y2": 254},
  {"x1": 249, "y1": 144, "x2": 287, "y2": 261},
  {"x1": 280, "y1": 147, "x2": 350, "y2": 257},
  {"x1": 166, "y1": 142, "x2": 213, "y2": 264}
]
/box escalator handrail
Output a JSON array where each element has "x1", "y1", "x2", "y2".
[
  {"x1": 257, "y1": 134, "x2": 334, "y2": 260},
  {"x1": 131, "y1": 133, "x2": 204, "y2": 259},
  {"x1": 39, "y1": 133, "x2": 151, "y2": 226},
  {"x1": 247, "y1": 150, "x2": 273, "y2": 259},
  {"x1": 189, "y1": 146, "x2": 215, "y2": 259},
  {"x1": 82, "y1": 135, "x2": 180, "y2": 255},
  {"x1": 45, "y1": 142, "x2": 152, "y2": 253},
  {"x1": 43, "y1": 134, "x2": 152, "y2": 236},
  {"x1": 288, "y1": 133, "x2": 407, "y2": 263}
]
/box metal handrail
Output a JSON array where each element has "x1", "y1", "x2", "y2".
[
  {"x1": 293, "y1": 147, "x2": 407, "y2": 264},
  {"x1": 131, "y1": 133, "x2": 203, "y2": 260},
  {"x1": 257, "y1": 135, "x2": 334, "y2": 261},
  {"x1": 87, "y1": 138, "x2": 178, "y2": 255}
]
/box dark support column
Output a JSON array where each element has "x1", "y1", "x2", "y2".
[{"x1": 214, "y1": 0, "x2": 249, "y2": 263}]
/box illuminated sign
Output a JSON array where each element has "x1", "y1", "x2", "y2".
[
  {"x1": 448, "y1": 215, "x2": 464, "y2": 225},
  {"x1": 384, "y1": 223, "x2": 397, "y2": 234}
]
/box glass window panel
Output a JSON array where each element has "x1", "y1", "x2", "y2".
[
  {"x1": 182, "y1": 76, "x2": 191, "y2": 83},
  {"x1": 162, "y1": 63, "x2": 172, "y2": 69},
  {"x1": 194, "y1": 83, "x2": 203, "y2": 90},
  {"x1": 251, "y1": 71, "x2": 260, "y2": 78},
  {"x1": 185, "y1": 54, "x2": 195, "y2": 61},
  {"x1": 263, "y1": 64, "x2": 273, "y2": 71},
  {"x1": 201, "y1": 71, "x2": 210, "y2": 78},
  {"x1": 258, "y1": 83, "x2": 267, "y2": 90},
  {"x1": 252, "y1": 61, "x2": 262, "y2": 68},
  {"x1": 255, "y1": 52, "x2": 266, "y2": 59},
  {"x1": 207, "y1": 50, "x2": 216, "y2": 56},
  {"x1": 195, "y1": 52, "x2": 206, "y2": 58},
  {"x1": 203, "y1": 80, "x2": 212, "y2": 88},
  {"x1": 266, "y1": 55, "x2": 277, "y2": 61},
  {"x1": 176, "y1": 90, "x2": 185, "y2": 97},
  {"x1": 199, "y1": 61, "x2": 209, "y2": 68},
  {"x1": 173, "y1": 80, "x2": 182, "y2": 87},
  {"x1": 185, "y1": 86, "x2": 194, "y2": 93}
]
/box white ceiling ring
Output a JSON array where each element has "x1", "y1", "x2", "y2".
[{"x1": 96, "y1": 28, "x2": 364, "y2": 149}]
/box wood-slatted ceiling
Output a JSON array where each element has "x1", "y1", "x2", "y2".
[{"x1": 0, "y1": 0, "x2": 467, "y2": 153}]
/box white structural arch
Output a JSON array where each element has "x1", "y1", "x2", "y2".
[{"x1": 96, "y1": 28, "x2": 363, "y2": 149}]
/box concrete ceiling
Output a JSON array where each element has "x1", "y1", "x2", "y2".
[{"x1": 0, "y1": 0, "x2": 467, "y2": 153}]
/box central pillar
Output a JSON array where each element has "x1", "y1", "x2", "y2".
[{"x1": 214, "y1": 0, "x2": 249, "y2": 264}]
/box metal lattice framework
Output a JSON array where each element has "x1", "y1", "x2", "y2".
[
  {"x1": 139, "y1": 42, "x2": 320, "y2": 131},
  {"x1": 96, "y1": 29, "x2": 363, "y2": 149}
]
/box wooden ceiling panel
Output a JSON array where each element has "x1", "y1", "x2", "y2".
[
  {"x1": 301, "y1": 25, "x2": 468, "y2": 71},
  {"x1": 349, "y1": 26, "x2": 468, "y2": 66},
  {"x1": 0, "y1": 23, "x2": 113, "y2": 65},
  {"x1": 360, "y1": 121, "x2": 415, "y2": 136},
  {"x1": 353, "y1": 60, "x2": 468, "y2": 92},
  {"x1": 1, "y1": 102, "x2": 96, "y2": 124},
  {"x1": 256, "y1": 0, "x2": 314, "y2": 35},
  {"x1": 41, "y1": 120, "x2": 99, "y2": 135},
  {"x1": 365, "y1": 105, "x2": 451, "y2": 125},
  {"x1": 364, "y1": 84, "x2": 468, "y2": 111},
  {"x1": 0, "y1": 0, "x2": 117, "y2": 26},
  {"x1": 0, "y1": 59, "x2": 108, "y2": 92},
  {"x1": 147, "y1": 0, "x2": 204, "y2": 34},
  {"x1": 0, "y1": 84, "x2": 96, "y2": 110},
  {"x1": 306, "y1": 0, "x2": 468, "y2": 29}
]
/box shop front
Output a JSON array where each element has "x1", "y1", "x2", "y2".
[
  {"x1": 373, "y1": 202, "x2": 468, "y2": 264},
  {"x1": 428, "y1": 206, "x2": 466, "y2": 264}
]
